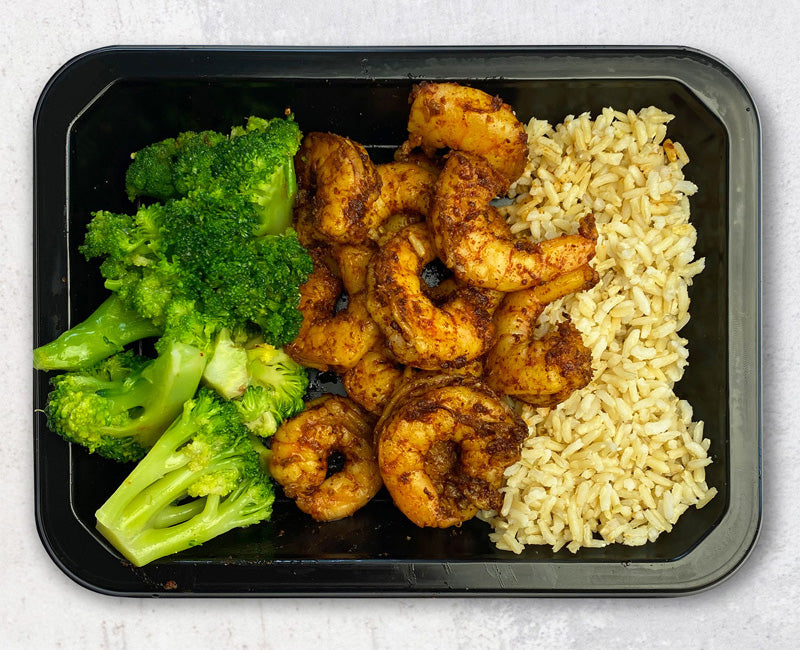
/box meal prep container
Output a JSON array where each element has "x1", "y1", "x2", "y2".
[{"x1": 33, "y1": 46, "x2": 761, "y2": 596}]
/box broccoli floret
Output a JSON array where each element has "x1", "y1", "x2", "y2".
[
  {"x1": 33, "y1": 293, "x2": 161, "y2": 371},
  {"x1": 79, "y1": 192, "x2": 313, "y2": 347},
  {"x1": 125, "y1": 130, "x2": 227, "y2": 202},
  {"x1": 34, "y1": 115, "x2": 312, "y2": 470},
  {"x1": 125, "y1": 116, "x2": 302, "y2": 235},
  {"x1": 203, "y1": 329, "x2": 308, "y2": 438},
  {"x1": 44, "y1": 344, "x2": 206, "y2": 463},
  {"x1": 208, "y1": 116, "x2": 301, "y2": 235},
  {"x1": 95, "y1": 388, "x2": 275, "y2": 566}
]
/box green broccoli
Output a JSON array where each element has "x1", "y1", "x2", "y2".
[
  {"x1": 34, "y1": 114, "x2": 312, "y2": 468},
  {"x1": 44, "y1": 345, "x2": 207, "y2": 463},
  {"x1": 125, "y1": 116, "x2": 301, "y2": 235},
  {"x1": 95, "y1": 388, "x2": 275, "y2": 566},
  {"x1": 33, "y1": 293, "x2": 161, "y2": 371},
  {"x1": 33, "y1": 192, "x2": 313, "y2": 373},
  {"x1": 202, "y1": 328, "x2": 308, "y2": 438},
  {"x1": 84, "y1": 192, "x2": 312, "y2": 346}
]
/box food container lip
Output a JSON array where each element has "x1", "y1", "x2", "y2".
[{"x1": 33, "y1": 45, "x2": 761, "y2": 597}]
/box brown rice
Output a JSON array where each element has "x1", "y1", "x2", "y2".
[{"x1": 478, "y1": 107, "x2": 717, "y2": 554}]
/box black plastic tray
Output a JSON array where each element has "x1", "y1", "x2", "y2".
[{"x1": 33, "y1": 46, "x2": 761, "y2": 596}]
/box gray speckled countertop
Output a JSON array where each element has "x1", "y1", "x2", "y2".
[{"x1": 1, "y1": 1, "x2": 792, "y2": 647}]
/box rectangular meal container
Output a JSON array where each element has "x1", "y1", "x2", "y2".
[{"x1": 33, "y1": 46, "x2": 761, "y2": 596}]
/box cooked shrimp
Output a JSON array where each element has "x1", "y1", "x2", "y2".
[
  {"x1": 285, "y1": 248, "x2": 380, "y2": 372},
  {"x1": 485, "y1": 264, "x2": 599, "y2": 407},
  {"x1": 342, "y1": 343, "x2": 407, "y2": 415},
  {"x1": 268, "y1": 395, "x2": 382, "y2": 522},
  {"x1": 294, "y1": 132, "x2": 381, "y2": 244},
  {"x1": 406, "y1": 81, "x2": 528, "y2": 187},
  {"x1": 362, "y1": 161, "x2": 437, "y2": 237},
  {"x1": 376, "y1": 375, "x2": 527, "y2": 527},
  {"x1": 372, "y1": 212, "x2": 424, "y2": 247},
  {"x1": 330, "y1": 242, "x2": 375, "y2": 295},
  {"x1": 392, "y1": 146, "x2": 443, "y2": 175},
  {"x1": 366, "y1": 222, "x2": 497, "y2": 370},
  {"x1": 429, "y1": 150, "x2": 598, "y2": 291}
]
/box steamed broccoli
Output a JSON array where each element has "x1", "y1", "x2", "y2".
[
  {"x1": 44, "y1": 345, "x2": 206, "y2": 463},
  {"x1": 81, "y1": 192, "x2": 313, "y2": 344},
  {"x1": 202, "y1": 328, "x2": 308, "y2": 438},
  {"x1": 33, "y1": 191, "x2": 313, "y2": 374},
  {"x1": 32, "y1": 293, "x2": 161, "y2": 372},
  {"x1": 95, "y1": 388, "x2": 274, "y2": 566},
  {"x1": 34, "y1": 114, "x2": 312, "y2": 470},
  {"x1": 125, "y1": 116, "x2": 301, "y2": 235}
]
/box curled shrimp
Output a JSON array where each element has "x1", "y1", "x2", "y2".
[
  {"x1": 430, "y1": 150, "x2": 598, "y2": 291},
  {"x1": 268, "y1": 395, "x2": 381, "y2": 522},
  {"x1": 362, "y1": 161, "x2": 438, "y2": 238},
  {"x1": 294, "y1": 132, "x2": 381, "y2": 244},
  {"x1": 285, "y1": 247, "x2": 380, "y2": 372},
  {"x1": 485, "y1": 264, "x2": 599, "y2": 407},
  {"x1": 371, "y1": 212, "x2": 425, "y2": 247},
  {"x1": 405, "y1": 81, "x2": 528, "y2": 187},
  {"x1": 366, "y1": 222, "x2": 497, "y2": 370},
  {"x1": 342, "y1": 343, "x2": 408, "y2": 416},
  {"x1": 329, "y1": 242, "x2": 375, "y2": 295},
  {"x1": 343, "y1": 275, "x2": 493, "y2": 415},
  {"x1": 376, "y1": 374, "x2": 527, "y2": 527}
]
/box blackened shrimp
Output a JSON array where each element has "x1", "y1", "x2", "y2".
[
  {"x1": 330, "y1": 242, "x2": 375, "y2": 295},
  {"x1": 268, "y1": 395, "x2": 381, "y2": 522},
  {"x1": 366, "y1": 222, "x2": 497, "y2": 370},
  {"x1": 362, "y1": 161, "x2": 438, "y2": 238},
  {"x1": 294, "y1": 132, "x2": 381, "y2": 244},
  {"x1": 342, "y1": 344, "x2": 408, "y2": 416},
  {"x1": 285, "y1": 248, "x2": 380, "y2": 372},
  {"x1": 376, "y1": 375, "x2": 527, "y2": 528},
  {"x1": 485, "y1": 264, "x2": 599, "y2": 407},
  {"x1": 430, "y1": 150, "x2": 598, "y2": 291},
  {"x1": 405, "y1": 81, "x2": 528, "y2": 188}
]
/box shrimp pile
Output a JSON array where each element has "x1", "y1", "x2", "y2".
[{"x1": 272, "y1": 81, "x2": 600, "y2": 527}]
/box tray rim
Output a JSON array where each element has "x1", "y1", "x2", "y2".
[{"x1": 33, "y1": 44, "x2": 762, "y2": 597}]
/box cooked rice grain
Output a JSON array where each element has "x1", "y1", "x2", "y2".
[{"x1": 478, "y1": 107, "x2": 716, "y2": 553}]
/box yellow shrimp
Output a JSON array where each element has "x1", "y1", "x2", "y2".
[
  {"x1": 365, "y1": 222, "x2": 497, "y2": 370},
  {"x1": 329, "y1": 242, "x2": 375, "y2": 295},
  {"x1": 341, "y1": 343, "x2": 408, "y2": 416},
  {"x1": 362, "y1": 161, "x2": 437, "y2": 237},
  {"x1": 485, "y1": 264, "x2": 599, "y2": 407},
  {"x1": 285, "y1": 248, "x2": 380, "y2": 372},
  {"x1": 294, "y1": 132, "x2": 381, "y2": 244},
  {"x1": 376, "y1": 375, "x2": 527, "y2": 528},
  {"x1": 268, "y1": 395, "x2": 381, "y2": 522},
  {"x1": 405, "y1": 81, "x2": 528, "y2": 188},
  {"x1": 430, "y1": 150, "x2": 598, "y2": 291}
]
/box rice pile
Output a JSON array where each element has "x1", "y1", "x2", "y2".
[{"x1": 478, "y1": 107, "x2": 717, "y2": 554}]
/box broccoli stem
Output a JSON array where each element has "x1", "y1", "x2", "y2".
[
  {"x1": 253, "y1": 161, "x2": 298, "y2": 236},
  {"x1": 34, "y1": 294, "x2": 161, "y2": 371},
  {"x1": 95, "y1": 392, "x2": 273, "y2": 566}
]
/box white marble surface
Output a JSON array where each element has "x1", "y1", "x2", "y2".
[{"x1": 0, "y1": 1, "x2": 793, "y2": 647}]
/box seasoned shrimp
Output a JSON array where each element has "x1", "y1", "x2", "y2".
[
  {"x1": 376, "y1": 375, "x2": 527, "y2": 527},
  {"x1": 372, "y1": 211, "x2": 424, "y2": 247},
  {"x1": 294, "y1": 132, "x2": 381, "y2": 244},
  {"x1": 485, "y1": 264, "x2": 599, "y2": 407},
  {"x1": 366, "y1": 222, "x2": 497, "y2": 370},
  {"x1": 392, "y1": 146, "x2": 443, "y2": 175},
  {"x1": 406, "y1": 81, "x2": 528, "y2": 187},
  {"x1": 330, "y1": 242, "x2": 375, "y2": 295},
  {"x1": 269, "y1": 395, "x2": 382, "y2": 522},
  {"x1": 285, "y1": 248, "x2": 380, "y2": 372},
  {"x1": 342, "y1": 343, "x2": 408, "y2": 415},
  {"x1": 430, "y1": 150, "x2": 598, "y2": 291},
  {"x1": 362, "y1": 161, "x2": 437, "y2": 237}
]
